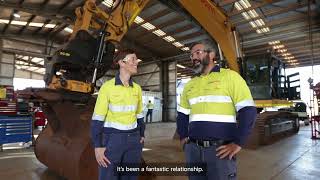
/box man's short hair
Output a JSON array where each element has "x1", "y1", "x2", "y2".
[
  {"x1": 190, "y1": 40, "x2": 217, "y2": 54},
  {"x1": 112, "y1": 49, "x2": 136, "y2": 69}
]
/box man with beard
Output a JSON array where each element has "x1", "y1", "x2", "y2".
[
  {"x1": 177, "y1": 40, "x2": 256, "y2": 180},
  {"x1": 91, "y1": 49, "x2": 145, "y2": 180}
]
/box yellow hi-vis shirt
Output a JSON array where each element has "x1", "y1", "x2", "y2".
[
  {"x1": 92, "y1": 78, "x2": 144, "y2": 130},
  {"x1": 147, "y1": 102, "x2": 154, "y2": 109},
  {"x1": 178, "y1": 68, "x2": 254, "y2": 123}
]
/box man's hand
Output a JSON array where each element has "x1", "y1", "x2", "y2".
[
  {"x1": 216, "y1": 143, "x2": 241, "y2": 160},
  {"x1": 180, "y1": 138, "x2": 188, "y2": 150},
  {"x1": 94, "y1": 147, "x2": 111, "y2": 168},
  {"x1": 140, "y1": 137, "x2": 145, "y2": 144}
]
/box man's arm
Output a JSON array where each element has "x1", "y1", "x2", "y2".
[
  {"x1": 177, "y1": 86, "x2": 191, "y2": 140},
  {"x1": 91, "y1": 85, "x2": 109, "y2": 148},
  {"x1": 136, "y1": 86, "x2": 145, "y2": 139}
]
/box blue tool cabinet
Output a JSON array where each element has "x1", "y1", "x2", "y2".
[{"x1": 0, "y1": 115, "x2": 33, "y2": 145}]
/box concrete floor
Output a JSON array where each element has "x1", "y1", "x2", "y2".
[{"x1": 0, "y1": 123, "x2": 319, "y2": 180}]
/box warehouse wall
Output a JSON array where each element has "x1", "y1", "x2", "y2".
[{"x1": 0, "y1": 39, "x2": 14, "y2": 86}]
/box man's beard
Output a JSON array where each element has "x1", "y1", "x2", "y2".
[{"x1": 192, "y1": 54, "x2": 210, "y2": 75}]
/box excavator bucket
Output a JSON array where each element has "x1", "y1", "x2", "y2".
[{"x1": 18, "y1": 88, "x2": 98, "y2": 180}]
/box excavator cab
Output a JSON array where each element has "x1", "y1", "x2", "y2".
[
  {"x1": 44, "y1": 30, "x2": 115, "y2": 93},
  {"x1": 243, "y1": 53, "x2": 300, "y2": 100}
]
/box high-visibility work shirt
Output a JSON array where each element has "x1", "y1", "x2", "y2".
[
  {"x1": 147, "y1": 103, "x2": 154, "y2": 110},
  {"x1": 91, "y1": 73, "x2": 145, "y2": 147},
  {"x1": 177, "y1": 66, "x2": 257, "y2": 146}
]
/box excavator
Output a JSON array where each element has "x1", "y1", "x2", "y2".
[{"x1": 18, "y1": 0, "x2": 303, "y2": 179}]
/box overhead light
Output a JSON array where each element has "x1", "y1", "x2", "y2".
[
  {"x1": 172, "y1": 42, "x2": 184, "y2": 48},
  {"x1": 256, "y1": 29, "x2": 262, "y2": 34},
  {"x1": 141, "y1": 22, "x2": 156, "y2": 30},
  {"x1": 137, "y1": 59, "x2": 142, "y2": 63},
  {"x1": 281, "y1": 53, "x2": 291, "y2": 56},
  {"x1": 11, "y1": 20, "x2": 27, "y2": 26},
  {"x1": 261, "y1": 27, "x2": 270, "y2": 32},
  {"x1": 177, "y1": 73, "x2": 181, "y2": 75},
  {"x1": 152, "y1": 29, "x2": 166, "y2": 37},
  {"x1": 241, "y1": 12, "x2": 250, "y2": 20},
  {"x1": 64, "y1": 27, "x2": 73, "y2": 33},
  {"x1": 13, "y1": 13, "x2": 20, "y2": 18},
  {"x1": 273, "y1": 45, "x2": 285, "y2": 49},
  {"x1": 134, "y1": 16, "x2": 144, "y2": 24},
  {"x1": 234, "y1": 2, "x2": 243, "y2": 11},
  {"x1": 239, "y1": 0, "x2": 251, "y2": 8},
  {"x1": 269, "y1": 41, "x2": 280, "y2": 45},
  {"x1": 278, "y1": 49, "x2": 287, "y2": 53},
  {"x1": 181, "y1": 47, "x2": 190, "y2": 51},
  {"x1": 102, "y1": 0, "x2": 114, "y2": 8},
  {"x1": 288, "y1": 60, "x2": 298, "y2": 63},
  {"x1": 249, "y1": 21, "x2": 257, "y2": 28},
  {"x1": 248, "y1": 10, "x2": 258, "y2": 18},
  {"x1": 255, "y1": 19, "x2": 265, "y2": 26},
  {"x1": 0, "y1": 19, "x2": 9, "y2": 24},
  {"x1": 163, "y1": 36, "x2": 175, "y2": 42},
  {"x1": 177, "y1": 64, "x2": 186, "y2": 69}
]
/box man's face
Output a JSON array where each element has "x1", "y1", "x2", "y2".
[
  {"x1": 190, "y1": 44, "x2": 215, "y2": 74},
  {"x1": 121, "y1": 53, "x2": 139, "y2": 75},
  {"x1": 190, "y1": 44, "x2": 208, "y2": 66}
]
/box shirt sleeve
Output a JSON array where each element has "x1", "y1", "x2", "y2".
[
  {"x1": 91, "y1": 84, "x2": 109, "y2": 148},
  {"x1": 228, "y1": 70, "x2": 257, "y2": 146},
  {"x1": 177, "y1": 84, "x2": 190, "y2": 139},
  {"x1": 136, "y1": 86, "x2": 145, "y2": 137}
]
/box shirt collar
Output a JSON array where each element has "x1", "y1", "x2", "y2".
[
  {"x1": 211, "y1": 65, "x2": 220, "y2": 72},
  {"x1": 115, "y1": 72, "x2": 133, "y2": 87}
]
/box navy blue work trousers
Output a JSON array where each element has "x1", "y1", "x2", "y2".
[
  {"x1": 99, "y1": 131, "x2": 143, "y2": 180},
  {"x1": 184, "y1": 141, "x2": 237, "y2": 180}
]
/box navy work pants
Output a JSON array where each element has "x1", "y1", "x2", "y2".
[
  {"x1": 146, "y1": 109, "x2": 153, "y2": 123},
  {"x1": 184, "y1": 141, "x2": 237, "y2": 180},
  {"x1": 99, "y1": 131, "x2": 143, "y2": 180}
]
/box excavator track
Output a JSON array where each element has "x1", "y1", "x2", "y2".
[{"x1": 245, "y1": 111, "x2": 299, "y2": 149}]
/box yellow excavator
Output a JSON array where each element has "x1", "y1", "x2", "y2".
[{"x1": 19, "y1": 0, "x2": 302, "y2": 179}]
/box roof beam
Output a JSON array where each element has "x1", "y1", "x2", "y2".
[
  {"x1": 233, "y1": 1, "x2": 309, "y2": 26},
  {"x1": 0, "y1": 2, "x2": 73, "y2": 24},
  {"x1": 228, "y1": 0, "x2": 283, "y2": 16}
]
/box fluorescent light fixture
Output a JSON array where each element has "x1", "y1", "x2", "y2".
[
  {"x1": 288, "y1": 60, "x2": 298, "y2": 63},
  {"x1": 268, "y1": 41, "x2": 280, "y2": 45},
  {"x1": 141, "y1": 22, "x2": 155, "y2": 30},
  {"x1": 256, "y1": 29, "x2": 262, "y2": 34},
  {"x1": 11, "y1": 20, "x2": 27, "y2": 26},
  {"x1": 64, "y1": 27, "x2": 73, "y2": 33},
  {"x1": 273, "y1": 45, "x2": 285, "y2": 49},
  {"x1": 134, "y1": 16, "x2": 144, "y2": 24},
  {"x1": 0, "y1": 19, "x2": 9, "y2": 24},
  {"x1": 177, "y1": 73, "x2": 181, "y2": 75},
  {"x1": 261, "y1": 27, "x2": 270, "y2": 32},
  {"x1": 13, "y1": 13, "x2": 20, "y2": 18},
  {"x1": 176, "y1": 64, "x2": 186, "y2": 69},
  {"x1": 152, "y1": 29, "x2": 166, "y2": 37},
  {"x1": 102, "y1": 0, "x2": 114, "y2": 8},
  {"x1": 163, "y1": 36, "x2": 175, "y2": 42},
  {"x1": 45, "y1": 24, "x2": 56, "y2": 28},
  {"x1": 29, "y1": 22, "x2": 44, "y2": 27},
  {"x1": 249, "y1": 21, "x2": 257, "y2": 28},
  {"x1": 241, "y1": 12, "x2": 250, "y2": 20},
  {"x1": 172, "y1": 42, "x2": 183, "y2": 48},
  {"x1": 278, "y1": 49, "x2": 287, "y2": 53},
  {"x1": 281, "y1": 53, "x2": 291, "y2": 56},
  {"x1": 248, "y1": 10, "x2": 258, "y2": 18},
  {"x1": 137, "y1": 59, "x2": 142, "y2": 63},
  {"x1": 234, "y1": 2, "x2": 243, "y2": 11},
  {"x1": 181, "y1": 47, "x2": 190, "y2": 51},
  {"x1": 255, "y1": 19, "x2": 265, "y2": 26},
  {"x1": 239, "y1": 0, "x2": 251, "y2": 8}
]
